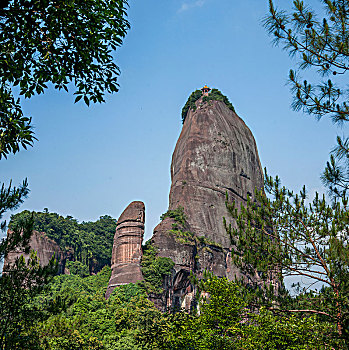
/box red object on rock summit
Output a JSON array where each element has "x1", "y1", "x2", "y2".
[{"x1": 201, "y1": 85, "x2": 211, "y2": 96}]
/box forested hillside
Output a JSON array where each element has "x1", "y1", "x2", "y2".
[
  {"x1": 9, "y1": 210, "x2": 116, "y2": 273},
  {"x1": 14, "y1": 268, "x2": 337, "y2": 349}
]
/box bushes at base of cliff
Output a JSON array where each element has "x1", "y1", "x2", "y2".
[
  {"x1": 140, "y1": 240, "x2": 174, "y2": 294},
  {"x1": 151, "y1": 276, "x2": 339, "y2": 349},
  {"x1": 25, "y1": 269, "x2": 340, "y2": 349},
  {"x1": 32, "y1": 268, "x2": 160, "y2": 349}
]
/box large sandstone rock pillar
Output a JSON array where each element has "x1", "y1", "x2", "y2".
[
  {"x1": 105, "y1": 201, "x2": 145, "y2": 299},
  {"x1": 169, "y1": 99, "x2": 263, "y2": 249},
  {"x1": 151, "y1": 97, "x2": 265, "y2": 310}
]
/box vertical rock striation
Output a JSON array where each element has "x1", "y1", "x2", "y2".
[
  {"x1": 151, "y1": 97, "x2": 265, "y2": 310},
  {"x1": 105, "y1": 201, "x2": 145, "y2": 299}
]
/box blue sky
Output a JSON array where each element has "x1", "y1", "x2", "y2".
[{"x1": 1, "y1": 0, "x2": 347, "y2": 245}]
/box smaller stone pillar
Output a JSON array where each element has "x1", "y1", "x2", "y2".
[{"x1": 105, "y1": 201, "x2": 145, "y2": 299}]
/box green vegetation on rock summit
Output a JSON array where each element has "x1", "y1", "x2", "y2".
[{"x1": 181, "y1": 88, "x2": 235, "y2": 124}]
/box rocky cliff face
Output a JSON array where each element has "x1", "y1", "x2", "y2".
[
  {"x1": 3, "y1": 230, "x2": 67, "y2": 274},
  {"x1": 105, "y1": 201, "x2": 145, "y2": 299},
  {"x1": 151, "y1": 97, "x2": 264, "y2": 310},
  {"x1": 169, "y1": 99, "x2": 263, "y2": 248}
]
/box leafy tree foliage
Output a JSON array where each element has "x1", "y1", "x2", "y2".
[
  {"x1": 0, "y1": 183, "x2": 58, "y2": 349},
  {"x1": 0, "y1": 180, "x2": 30, "y2": 257},
  {"x1": 0, "y1": 0, "x2": 130, "y2": 159},
  {"x1": 264, "y1": 0, "x2": 349, "y2": 200},
  {"x1": 33, "y1": 266, "x2": 112, "y2": 315},
  {"x1": 0, "y1": 2, "x2": 129, "y2": 347},
  {"x1": 79, "y1": 215, "x2": 117, "y2": 270},
  {"x1": 226, "y1": 169, "x2": 348, "y2": 345},
  {"x1": 140, "y1": 240, "x2": 174, "y2": 293},
  {"x1": 202, "y1": 88, "x2": 235, "y2": 114},
  {"x1": 0, "y1": 251, "x2": 57, "y2": 350},
  {"x1": 181, "y1": 90, "x2": 202, "y2": 123},
  {"x1": 31, "y1": 267, "x2": 161, "y2": 349},
  {"x1": 21, "y1": 269, "x2": 336, "y2": 349},
  {"x1": 0, "y1": 90, "x2": 35, "y2": 160},
  {"x1": 152, "y1": 275, "x2": 336, "y2": 349},
  {"x1": 66, "y1": 260, "x2": 89, "y2": 278},
  {"x1": 9, "y1": 210, "x2": 117, "y2": 273}
]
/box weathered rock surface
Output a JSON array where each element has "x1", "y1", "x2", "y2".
[
  {"x1": 170, "y1": 98, "x2": 263, "y2": 247},
  {"x1": 105, "y1": 201, "x2": 145, "y2": 299},
  {"x1": 151, "y1": 97, "x2": 265, "y2": 310},
  {"x1": 3, "y1": 230, "x2": 66, "y2": 274}
]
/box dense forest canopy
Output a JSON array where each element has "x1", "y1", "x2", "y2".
[
  {"x1": 15, "y1": 268, "x2": 337, "y2": 349},
  {"x1": 9, "y1": 210, "x2": 116, "y2": 272}
]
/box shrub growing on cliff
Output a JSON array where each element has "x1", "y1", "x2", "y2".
[
  {"x1": 203, "y1": 88, "x2": 235, "y2": 114},
  {"x1": 140, "y1": 240, "x2": 174, "y2": 293},
  {"x1": 181, "y1": 90, "x2": 202, "y2": 124},
  {"x1": 182, "y1": 88, "x2": 235, "y2": 123},
  {"x1": 161, "y1": 207, "x2": 223, "y2": 249},
  {"x1": 160, "y1": 206, "x2": 187, "y2": 227}
]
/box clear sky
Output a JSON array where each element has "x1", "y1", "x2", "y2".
[{"x1": 1, "y1": 0, "x2": 347, "y2": 245}]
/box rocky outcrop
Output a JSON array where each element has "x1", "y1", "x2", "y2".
[
  {"x1": 151, "y1": 97, "x2": 265, "y2": 311},
  {"x1": 169, "y1": 98, "x2": 263, "y2": 248},
  {"x1": 105, "y1": 201, "x2": 145, "y2": 299},
  {"x1": 3, "y1": 230, "x2": 66, "y2": 274}
]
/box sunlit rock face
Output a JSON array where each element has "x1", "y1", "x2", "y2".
[
  {"x1": 105, "y1": 201, "x2": 145, "y2": 299},
  {"x1": 151, "y1": 98, "x2": 265, "y2": 311},
  {"x1": 3, "y1": 230, "x2": 66, "y2": 274},
  {"x1": 169, "y1": 98, "x2": 263, "y2": 248}
]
